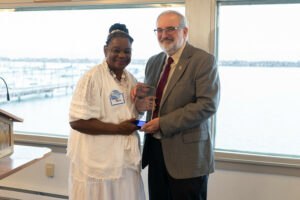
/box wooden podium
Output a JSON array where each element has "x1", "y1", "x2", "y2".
[{"x1": 0, "y1": 109, "x2": 23, "y2": 159}]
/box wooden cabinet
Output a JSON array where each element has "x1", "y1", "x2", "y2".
[{"x1": 0, "y1": 109, "x2": 23, "y2": 159}]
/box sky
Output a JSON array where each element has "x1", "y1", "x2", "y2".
[
  {"x1": 218, "y1": 4, "x2": 300, "y2": 61},
  {"x1": 0, "y1": 4, "x2": 300, "y2": 61},
  {"x1": 0, "y1": 7, "x2": 184, "y2": 60}
]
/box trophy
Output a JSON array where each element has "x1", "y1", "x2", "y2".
[{"x1": 134, "y1": 84, "x2": 156, "y2": 126}]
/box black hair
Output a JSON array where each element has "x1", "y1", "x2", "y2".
[{"x1": 106, "y1": 23, "x2": 134, "y2": 45}]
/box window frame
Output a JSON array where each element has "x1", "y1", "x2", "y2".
[{"x1": 212, "y1": 0, "x2": 300, "y2": 176}]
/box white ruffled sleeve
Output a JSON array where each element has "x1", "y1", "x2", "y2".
[{"x1": 69, "y1": 70, "x2": 101, "y2": 122}]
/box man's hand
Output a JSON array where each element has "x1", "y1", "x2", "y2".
[{"x1": 141, "y1": 118, "x2": 160, "y2": 134}]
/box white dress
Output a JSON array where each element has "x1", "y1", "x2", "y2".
[{"x1": 67, "y1": 60, "x2": 145, "y2": 200}]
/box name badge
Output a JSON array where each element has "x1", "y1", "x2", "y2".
[{"x1": 110, "y1": 90, "x2": 125, "y2": 106}]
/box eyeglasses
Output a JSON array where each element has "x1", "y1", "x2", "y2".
[{"x1": 154, "y1": 26, "x2": 185, "y2": 35}]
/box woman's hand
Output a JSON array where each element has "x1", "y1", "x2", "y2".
[
  {"x1": 130, "y1": 82, "x2": 148, "y2": 101},
  {"x1": 116, "y1": 118, "x2": 139, "y2": 135},
  {"x1": 132, "y1": 83, "x2": 156, "y2": 112},
  {"x1": 70, "y1": 118, "x2": 139, "y2": 135}
]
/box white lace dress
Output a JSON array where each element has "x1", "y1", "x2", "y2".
[{"x1": 67, "y1": 60, "x2": 145, "y2": 200}]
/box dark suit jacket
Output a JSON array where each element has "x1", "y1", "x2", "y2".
[{"x1": 142, "y1": 42, "x2": 220, "y2": 179}]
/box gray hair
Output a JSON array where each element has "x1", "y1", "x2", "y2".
[{"x1": 157, "y1": 10, "x2": 187, "y2": 27}]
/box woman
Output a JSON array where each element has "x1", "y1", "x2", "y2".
[{"x1": 67, "y1": 23, "x2": 145, "y2": 200}]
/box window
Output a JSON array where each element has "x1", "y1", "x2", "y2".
[
  {"x1": 0, "y1": 5, "x2": 185, "y2": 138},
  {"x1": 215, "y1": 2, "x2": 300, "y2": 158}
]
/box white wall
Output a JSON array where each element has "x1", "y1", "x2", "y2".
[
  {"x1": 208, "y1": 169, "x2": 300, "y2": 200},
  {"x1": 186, "y1": 0, "x2": 215, "y2": 53},
  {"x1": 1, "y1": 152, "x2": 300, "y2": 200}
]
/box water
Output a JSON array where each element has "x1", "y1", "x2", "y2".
[
  {"x1": 1, "y1": 94, "x2": 73, "y2": 137},
  {"x1": 215, "y1": 67, "x2": 300, "y2": 157},
  {"x1": 1, "y1": 66, "x2": 300, "y2": 157},
  {"x1": 0, "y1": 63, "x2": 146, "y2": 137}
]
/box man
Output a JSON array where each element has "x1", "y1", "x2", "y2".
[{"x1": 139, "y1": 10, "x2": 220, "y2": 200}]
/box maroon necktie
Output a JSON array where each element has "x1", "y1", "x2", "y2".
[{"x1": 152, "y1": 57, "x2": 174, "y2": 119}]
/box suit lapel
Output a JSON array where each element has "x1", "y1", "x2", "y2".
[
  {"x1": 150, "y1": 54, "x2": 167, "y2": 86},
  {"x1": 160, "y1": 43, "x2": 193, "y2": 109}
]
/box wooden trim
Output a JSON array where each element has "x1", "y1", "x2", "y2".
[{"x1": 0, "y1": 109, "x2": 23, "y2": 122}]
